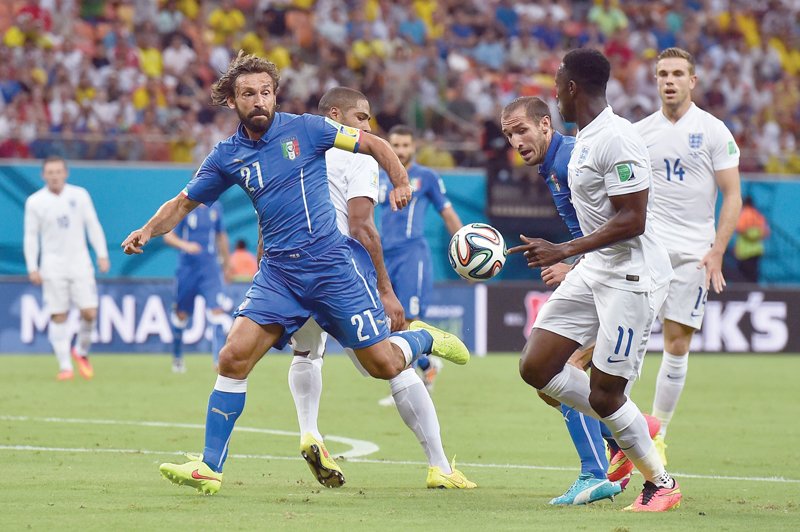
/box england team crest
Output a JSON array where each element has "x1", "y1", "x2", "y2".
[
  {"x1": 576, "y1": 145, "x2": 590, "y2": 164},
  {"x1": 689, "y1": 133, "x2": 703, "y2": 149},
  {"x1": 281, "y1": 137, "x2": 300, "y2": 160}
]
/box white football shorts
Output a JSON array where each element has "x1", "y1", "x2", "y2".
[
  {"x1": 659, "y1": 249, "x2": 707, "y2": 330},
  {"x1": 534, "y1": 267, "x2": 667, "y2": 381},
  {"x1": 42, "y1": 275, "x2": 98, "y2": 314}
]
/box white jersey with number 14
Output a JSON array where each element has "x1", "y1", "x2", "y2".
[{"x1": 634, "y1": 103, "x2": 739, "y2": 257}]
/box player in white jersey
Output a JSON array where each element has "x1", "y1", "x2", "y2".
[
  {"x1": 634, "y1": 47, "x2": 742, "y2": 464},
  {"x1": 23, "y1": 156, "x2": 110, "y2": 381},
  {"x1": 510, "y1": 48, "x2": 681, "y2": 512},
  {"x1": 286, "y1": 87, "x2": 475, "y2": 490}
]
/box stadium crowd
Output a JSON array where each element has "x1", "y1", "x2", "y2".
[{"x1": 0, "y1": 0, "x2": 798, "y2": 173}]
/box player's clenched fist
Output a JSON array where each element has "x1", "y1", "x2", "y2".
[
  {"x1": 388, "y1": 184, "x2": 413, "y2": 211},
  {"x1": 121, "y1": 228, "x2": 152, "y2": 255}
]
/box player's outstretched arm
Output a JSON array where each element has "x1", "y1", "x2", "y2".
[
  {"x1": 700, "y1": 166, "x2": 742, "y2": 293},
  {"x1": 509, "y1": 189, "x2": 649, "y2": 268},
  {"x1": 122, "y1": 193, "x2": 200, "y2": 255},
  {"x1": 356, "y1": 132, "x2": 412, "y2": 211},
  {"x1": 440, "y1": 206, "x2": 463, "y2": 236}
]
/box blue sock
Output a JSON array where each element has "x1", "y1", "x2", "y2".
[
  {"x1": 561, "y1": 404, "x2": 607, "y2": 479},
  {"x1": 600, "y1": 422, "x2": 620, "y2": 456},
  {"x1": 202, "y1": 381, "x2": 246, "y2": 473},
  {"x1": 211, "y1": 323, "x2": 226, "y2": 365},
  {"x1": 416, "y1": 356, "x2": 431, "y2": 371},
  {"x1": 389, "y1": 329, "x2": 433, "y2": 365},
  {"x1": 171, "y1": 323, "x2": 184, "y2": 359}
]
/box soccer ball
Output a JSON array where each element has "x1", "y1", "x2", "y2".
[{"x1": 448, "y1": 223, "x2": 507, "y2": 281}]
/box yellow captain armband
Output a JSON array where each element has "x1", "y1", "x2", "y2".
[{"x1": 326, "y1": 117, "x2": 362, "y2": 153}]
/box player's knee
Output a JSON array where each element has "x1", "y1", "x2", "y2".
[
  {"x1": 362, "y1": 350, "x2": 403, "y2": 380},
  {"x1": 80, "y1": 308, "x2": 97, "y2": 321},
  {"x1": 519, "y1": 354, "x2": 549, "y2": 389},
  {"x1": 51, "y1": 313, "x2": 68, "y2": 323},
  {"x1": 588, "y1": 388, "x2": 624, "y2": 418},
  {"x1": 217, "y1": 347, "x2": 251, "y2": 379}
]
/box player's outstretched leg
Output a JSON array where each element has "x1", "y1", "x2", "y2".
[
  {"x1": 170, "y1": 311, "x2": 187, "y2": 374},
  {"x1": 389, "y1": 367, "x2": 476, "y2": 488},
  {"x1": 408, "y1": 321, "x2": 469, "y2": 365},
  {"x1": 550, "y1": 404, "x2": 620, "y2": 505}
]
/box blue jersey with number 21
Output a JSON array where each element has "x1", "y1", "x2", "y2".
[{"x1": 185, "y1": 113, "x2": 361, "y2": 254}]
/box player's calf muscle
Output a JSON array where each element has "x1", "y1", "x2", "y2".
[{"x1": 354, "y1": 342, "x2": 404, "y2": 380}]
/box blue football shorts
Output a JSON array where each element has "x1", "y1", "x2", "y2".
[{"x1": 234, "y1": 236, "x2": 389, "y2": 350}]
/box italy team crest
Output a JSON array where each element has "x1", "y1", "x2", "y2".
[
  {"x1": 281, "y1": 137, "x2": 300, "y2": 160},
  {"x1": 689, "y1": 133, "x2": 703, "y2": 149}
]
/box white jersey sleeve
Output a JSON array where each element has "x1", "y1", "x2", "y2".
[
  {"x1": 80, "y1": 188, "x2": 109, "y2": 260},
  {"x1": 599, "y1": 133, "x2": 652, "y2": 198},
  {"x1": 345, "y1": 154, "x2": 379, "y2": 204},
  {"x1": 709, "y1": 118, "x2": 740, "y2": 171}
]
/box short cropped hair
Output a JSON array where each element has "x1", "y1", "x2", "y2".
[
  {"x1": 501, "y1": 96, "x2": 551, "y2": 123},
  {"x1": 42, "y1": 155, "x2": 67, "y2": 169},
  {"x1": 562, "y1": 48, "x2": 611, "y2": 96},
  {"x1": 318, "y1": 87, "x2": 368, "y2": 115},
  {"x1": 210, "y1": 51, "x2": 281, "y2": 106},
  {"x1": 388, "y1": 125, "x2": 415, "y2": 139},
  {"x1": 656, "y1": 47, "x2": 696, "y2": 75}
]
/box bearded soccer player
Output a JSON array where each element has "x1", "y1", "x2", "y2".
[
  {"x1": 121, "y1": 53, "x2": 470, "y2": 495},
  {"x1": 510, "y1": 48, "x2": 681, "y2": 512}
]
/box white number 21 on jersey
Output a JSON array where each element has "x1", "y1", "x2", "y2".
[{"x1": 240, "y1": 161, "x2": 264, "y2": 192}]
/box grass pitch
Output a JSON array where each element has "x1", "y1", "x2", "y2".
[{"x1": 1, "y1": 353, "x2": 798, "y2": 531}]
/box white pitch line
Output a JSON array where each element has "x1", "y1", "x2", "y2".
[
  {"x1": 0, "y1": 444, "x2": 798, "y2": 485},
  {"x1": 0, "y1": 415, "x2": 378, "y2": 459},
  {"x1": 3, "y1": 415, "x2": 799, "y2": 485}
]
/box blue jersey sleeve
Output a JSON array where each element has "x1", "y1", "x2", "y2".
[
  {"x1": 302, "y1": 114, "x2": 363, "y2": 154},
  {"x1": 425, "y1": 169, "x2": 451, "y2": 212},
  {"x1": 184, "y1": 149, "x2": 232, "y2": 206}
]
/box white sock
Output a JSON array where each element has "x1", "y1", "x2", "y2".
[
  {"x1": 390, "y1": 368, "x2": 450, "y2": 473},
  {"x1": 389, "y1": 335, "x2": 413, "y2": 366},
  {"x1": 652, "y1": 351, "x2": 688, "y2": 438},
  {"x1": 539, "y1": 364, "x2": 599, "y2": 418},
  {"x1": 602, "y1": 399, "x2": 666, "y2": 483},
  {"x1": 75, "y1": 318, "x2": 95, "y2": 356},
  {"x1": 48, "y1": 320, "x2": 72, "y2": 371},
  {"x1": 288, "y1": 356, "x2": 324, "y2": 441}
]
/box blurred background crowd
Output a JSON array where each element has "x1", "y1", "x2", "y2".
[{"x1": 0, "y1": 0, "x2": 798, "y2": 173}]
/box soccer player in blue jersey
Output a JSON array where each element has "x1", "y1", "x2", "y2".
[
  {"x1": 163, "y1": 201, "x2": 231, "y2": 373},
  {"x1": 121, "y1": 52, "x2": 470, "y2": 495},
  {"x1": 501, "y1": 96, "x2": 623, "y2": 505},
  {"x1": 377, "y1": 125, "x2": 463, "y2": 403}
]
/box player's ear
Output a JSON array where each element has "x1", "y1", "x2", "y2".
[
  {"x1": 226, "y1": 95, "x2": 235, "y2": 110},
  {"x1": 540, "y1": 115, "x2": 551, "y2": 132}
]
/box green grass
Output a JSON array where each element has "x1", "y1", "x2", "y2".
[{"x1": 1, "y1": 353, "x2": 799, "y2": 531}]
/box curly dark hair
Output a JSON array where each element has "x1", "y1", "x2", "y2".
[{"x1": 210, "y1": 51, "x2": 281, "y2": 107}]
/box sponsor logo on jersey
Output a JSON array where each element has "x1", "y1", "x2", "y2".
[
  {"x1": 281, "y1": 137, "x2": 300, "y2": 160},
  {"x1": 615, "y1": 163, "x2": 634, "y2": 182},
  {"x1": 689, "y1": 133, "x2": 703, "y2": 149}
]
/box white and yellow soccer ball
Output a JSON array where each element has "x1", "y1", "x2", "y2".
[{"x1": 448, "y1": 223, "x2": 507, "y2": 281}]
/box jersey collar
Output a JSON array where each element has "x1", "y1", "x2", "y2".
[{"x1": 539, "y1": 131, "x2": 563, "y2": 177}]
